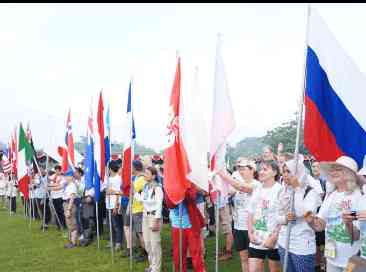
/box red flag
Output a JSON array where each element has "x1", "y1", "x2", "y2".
[
  {"x1": 58, "y1": 109, "x2": 75, "y2": 173},
  {"x1": 96, "y1": 91, "x2": 105, "y2": 182},
  {"x1": 66, "y1": 109, "x2": 75, "y2": 167},
  {"x1": 163, "y1": 57, "x2": 191, "y2": 205}
]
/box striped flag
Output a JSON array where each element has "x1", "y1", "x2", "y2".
[
  {"x1": 304, "y1": 7, "x2": 366, "y2": 167},
  {"x1": 121, "y1": 81, "x2": 136, "y2": 197},
  {"x1": 1, "y1": 156, "x2": 12, "y2": 174},
  {"x1": 17, "y1": 123, "x2": 34, "y2": 200}
]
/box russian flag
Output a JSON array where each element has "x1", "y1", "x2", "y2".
[
  {"x1": 121, "y1": 81, "x2": 136, "y2": 197},
  {"x1": 85, "y1": 101, "x2": 94, "y2": 191},
  {"x1": 304, "y1": 8, "x2": 366, "y2": 168}
]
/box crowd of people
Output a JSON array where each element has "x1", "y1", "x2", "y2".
[{"x1": 1, "y1": 146, "x2": 366, "y2": 272}]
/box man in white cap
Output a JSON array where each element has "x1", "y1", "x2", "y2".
[{"x1": 304, "y1": 156, "x2": 363, "y2": 272}]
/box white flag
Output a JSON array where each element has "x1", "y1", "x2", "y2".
[
  {"x1": 181, "y1": 66, "x2": 209, "y2": 192},
  {"x1": 210, "y1": 34, "x2": 236, "y2": 197}
]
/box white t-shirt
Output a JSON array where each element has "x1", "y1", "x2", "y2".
[
  {"x1": 248, "y1": 182, "x2": 282, "y2": 250},
  {"x1": 63, "y1": 182, "x2": 77, "y2": 200},
  {"x1": 232, "y1": 179, "x2": 261, "y2": 230},
  {"x1": 34, "y1": 176, "x2": 46, "y2": 199},
  {"x1": 277, "y1": 185, "x2": 321, "y2": 255},
  {"x1": 105, "y1": 175, "x2": 121, "y2": 210},
  {"x1": 355, "y1": 189, "x2": 366, "y2": 260},
  {"x1": 317, "y1": 190, "x2": 362, "y2": 268},
  {"x1": 0, "y1": 176, "x2": 6, "y2": 196},
  {"x1": 6, "y1": 180, "x2": 17, "y2": 197},
  {"x1": 50, "y1": 174, "x2": 65, "y2": 199}
]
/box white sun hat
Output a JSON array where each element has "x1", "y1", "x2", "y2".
[{"x1": 320, "y1": 156, "x2": 364, "y2": 189}]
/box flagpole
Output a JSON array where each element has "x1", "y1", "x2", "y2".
[
  {"x1": 9, "y1": 156, "x2": 13, "y2": 216},
  {"x1": 106, "y1": 163, "x2": 114, "y2": 263},
  {"x1": 28, "y1": 166, "x2": 33, "y2": 228},
  {"x1": 215, "y1": 189, "x2": 220, "y2": 272},
  {"x1": 129, "y1": 140, "x2": 134, "y2": 272},
  {"x1": 33, "y1": 155, "x2": 63, "y2": 234},
  {"x1": 42, "y1": 154, "x2": 49, "y2": 232},
  {"x1": 129, "y1": 77, "x2": 134, "y2": 272},
  {"x1": 95, "y1": 200, "x2": 100, "y2": 249},
  {"x1": 179, "y1": 202, "x2": 183, "y2": 272},
  {"x1": 283, "y1": 5, "x2": 310, "y2": 272}
]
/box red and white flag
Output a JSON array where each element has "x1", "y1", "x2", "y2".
[
  {"x1": 121, "y1": 80, "x2": 136, "y2": 197},
  {"x1": 209, "y1": 35, "x2": 236, "y2": 201},
  {"x1": 163, "y1": 57, "x2": 191, "y2": 205},
  {"x1": 94, "y1": 90, "x2": 106, "y2": 183},
  {"x1": 58, "y1": 109, "x2": 75, "y2": 173}
]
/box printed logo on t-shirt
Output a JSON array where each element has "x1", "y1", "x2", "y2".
[
  {"x1": 360, "y1": 222, "x2": 366, "y2": 258},
  {"x1": 326, "y1": 200, "x2": 352, "y2": 244}
]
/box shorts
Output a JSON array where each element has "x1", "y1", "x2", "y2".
[
  {"x1": 248, "y1": 247, "x2": 280, "y2": 261},
  {"x1": 233, "y1": 229, "x2": 249, "y2": 251},
  {"x1": 132, "y1": 212, "x2": 143, "y2": 233},
  {"x1": 315, "y1": 230, "x2": 325, "y2": 246},
  {"x1": 63, "y1": 202, "x2": 77, "y2": 232},
  {"x1": 219, "y1": 205, "x2": 232, "y2": 234}
]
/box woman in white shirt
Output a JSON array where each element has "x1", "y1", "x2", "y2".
[
  {"x1": 247, "y1": 160, "x2": 282, "y2": 272},
  {"x1": 135, "y1": 166, "x2": 163, "y2": 272},
  {"x1": 0, "y1": 172, "x2": 6, "y2": 206},
  {"x1": 218, "y1": 159, "x2": 261, "y2": 272},
  {"x1": 304, "y1": 156, "x2": 362, "y2": 272},
  {"x1": 277, "y1": 156, "x2": 322, "y2": 272}
]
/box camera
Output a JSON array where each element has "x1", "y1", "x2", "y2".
[{"x1": 350, "y1": 211, "x2": 358, "y2": 219}]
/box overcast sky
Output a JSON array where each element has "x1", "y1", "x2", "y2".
[{"x1": 2, "y1": 3, "x2": 366, "y2": 153}]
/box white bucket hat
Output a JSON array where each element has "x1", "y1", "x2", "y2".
[{"x1": 320, "y1": 156, "x2": 364, "y2": 189}]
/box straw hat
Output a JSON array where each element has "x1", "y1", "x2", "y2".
[{"x1": 320, "y1": 156, "x2": 364, "y2": 190}]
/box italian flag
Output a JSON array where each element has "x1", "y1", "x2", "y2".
[{"x1": 17, "y1": 124, "x2": 34, "y2": 200}]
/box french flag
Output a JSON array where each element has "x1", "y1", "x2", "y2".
[
  {"x1": 58, "y1": 109, "x2": 75, "y2": 173},
  {"x1": 304, "y1": 8, "x2": 366, "y2": 167},
  {"x1": 121, "y1": 81, "x2": 136, "y2": 197}
]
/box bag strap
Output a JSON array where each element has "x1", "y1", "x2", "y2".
[{"x1": 303, "y1": 185, "x2": 312, "y2": 200}]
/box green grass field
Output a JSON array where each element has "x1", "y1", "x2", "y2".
[{"x1": 0, "y1": 202, "x2": 244, "y2": 272}]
